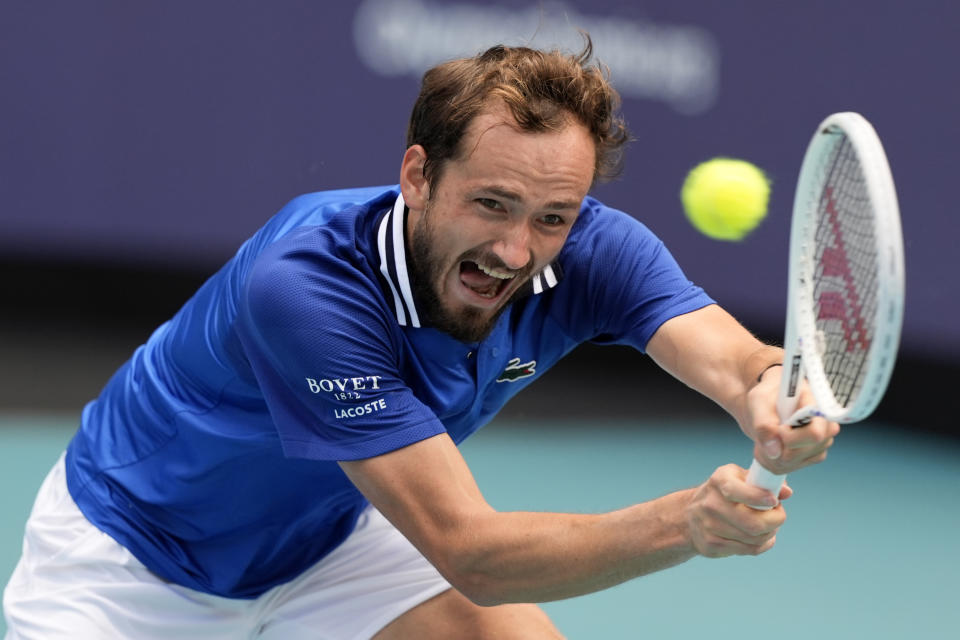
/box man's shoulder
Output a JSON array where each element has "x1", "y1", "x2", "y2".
[
  {"x1": 274, "y1": 185, "x2": 398, "y2": 229},
  {"x1": 575, "y1": 196, "x2": 651, "y2": 233},
  {"x1": 254, "y1": 185, "x2": 399, "y2": 274},
  {"x1": 242, "y1": 188, "x2": 397, "y2": 332},
  {"x1": 287, "y1": 184, "x2": 397, "y2": 207},
  {"x1": 564, "y1": 196, "x2": 661, "y2": 260}
]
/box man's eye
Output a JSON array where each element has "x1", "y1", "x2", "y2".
[
  {"x1": 477, "y1": 198, "x2": 502, "y2": 210},
  {"x1": 541, "y1": 214, "x2": 565, "y2": 226}
]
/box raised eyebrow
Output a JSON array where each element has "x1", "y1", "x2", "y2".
[
  {"x1": 481, "y1": 186, "x2": 522, "y2": 203},
  {"x1": 481, "y1": 186, "x2": 581, "y2": 212},
  {"x1": 543, "y1": 199, "x2": 582, "y2": 212}
]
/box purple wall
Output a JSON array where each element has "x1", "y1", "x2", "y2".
[{"x1": 2, "y1": 1, "x2": 956, "y2": 360}]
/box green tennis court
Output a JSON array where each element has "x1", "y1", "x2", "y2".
[{"x1": 3, "y1": 413, "x2": 957, "y2": 638}]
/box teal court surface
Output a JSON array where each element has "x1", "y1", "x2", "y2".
[{"x1": 2, "y1": 413, "x2": 958, "y2": 639}]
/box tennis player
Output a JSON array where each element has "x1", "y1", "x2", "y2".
[{"x1": 3, "y1": 41, "x2": 839, "y2": 639}]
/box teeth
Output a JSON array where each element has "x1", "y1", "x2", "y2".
[{"x1": 477, "y1": 263, "x2": 514, "y2": 279}]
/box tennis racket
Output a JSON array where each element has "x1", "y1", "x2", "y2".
[{"x1": 746, "y1": 112, "x2": 905, "y2": 499}]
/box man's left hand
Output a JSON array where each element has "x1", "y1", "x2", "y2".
[{"x1": 745, "y1": 366, "x2": 841, "y2": 476}]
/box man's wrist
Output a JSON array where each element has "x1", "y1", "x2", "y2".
[{"x1": 756, "y1": 362, "x2": 783, "y2": 384}]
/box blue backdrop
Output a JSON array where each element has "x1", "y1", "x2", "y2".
[{"x1": 2, "y1": 1, "x2": 955, "y2": 360}]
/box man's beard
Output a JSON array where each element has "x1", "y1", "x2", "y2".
[{"x1": 408, "y1": 206, "x2": 531, "y2": 344}]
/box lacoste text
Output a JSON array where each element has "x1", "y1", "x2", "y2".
[{"x1": 334, "y1": 398, "x2": 388, "y2": 419}]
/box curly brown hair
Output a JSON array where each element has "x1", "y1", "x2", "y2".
[{"x1": 406, "y1": 36, "x2": 630, "y2": 188}]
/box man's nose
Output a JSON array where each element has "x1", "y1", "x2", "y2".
[{"x1": 492, "y1": 223, "x2": 533, "y2": 271}]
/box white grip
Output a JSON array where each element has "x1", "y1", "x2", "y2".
[
  {"x1": 746, "y1": 401, "x2": 817, "y2": 509},
  {"x1": 745, "y1": 458, "x2": 785, "y2": 510}
]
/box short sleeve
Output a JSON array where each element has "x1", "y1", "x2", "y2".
[
  {"x1": 558, "y1": 203, "x2": 715, "y2": 351},
  {"x1": 235, "y1": 228, "x2": 446, "y2": 461}
]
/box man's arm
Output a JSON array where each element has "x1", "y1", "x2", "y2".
[
  {"x1": 645, "y1": 304, "x2": 782, "y2": 427},
  {"x1": 340, "y1": 431, "x2": 786, "y2": 606},
  {"x1": 645, "y1": 304, "x2": 839, "y2": 477}
]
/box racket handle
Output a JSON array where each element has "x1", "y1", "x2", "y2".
[{"x1": 745, "y1": 459, "x2": 785, "y2": 510}]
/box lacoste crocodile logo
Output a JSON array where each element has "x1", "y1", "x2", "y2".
[{"x1": 496, "y1": 357, "x2": 536, "y2": 383}]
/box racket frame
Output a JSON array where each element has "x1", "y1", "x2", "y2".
[
  {"x1": 747, "y1": 112, "x2": 905, "y2": 497},
  {"x1": 788, "y1": 112, "x2": 905, "y2": 424}
]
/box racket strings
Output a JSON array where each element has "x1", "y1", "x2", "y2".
[{"x1": 811, "y1": 134, "x2": 879, "y2": 409}]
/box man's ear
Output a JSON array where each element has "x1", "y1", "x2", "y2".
[{"x1": 400, "y1": 145, "x2": 429, "y2": 211}]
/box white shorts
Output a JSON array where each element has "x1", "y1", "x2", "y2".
[{"x1": 3, "y1": 454, "x2": 452, "y2": 639}]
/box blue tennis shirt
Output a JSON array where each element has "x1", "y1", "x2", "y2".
[{"x1": 65, "y1": 186, "x2": 713, "y2": 598}]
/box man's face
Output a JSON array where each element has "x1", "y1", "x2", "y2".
[{"x1": 404, "y1": 105, "x2": 595, "y2": 343}]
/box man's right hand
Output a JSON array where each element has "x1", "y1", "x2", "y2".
[{"x1": 686, "y1": 464, "x2": 791, "y2": 558}]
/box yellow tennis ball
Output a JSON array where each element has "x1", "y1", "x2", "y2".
[{"x1": 681, "y1": 158, "x2": 771, "y2": 241}]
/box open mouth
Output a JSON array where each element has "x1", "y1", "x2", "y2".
[{"x1": 459, "y1": 260, "x2": 515, "y2": 300}]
